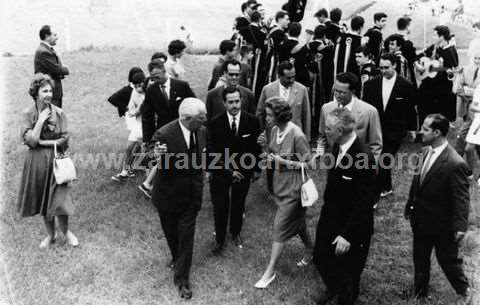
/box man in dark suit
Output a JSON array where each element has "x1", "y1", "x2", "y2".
[
  {"x1": 34, "y1": 25, "x2": 69, "y2": 108},
  {"x1": 405, "y1": 114, "x2": 472, "y2": 304},
  {"x1": 364, "y1": 12, "x2": 388, "y2": 64},
  {"x1": 142, "y1": 60, "x2": 195, "y2": 143},
  {"x1": 363, "y1": 53, "x2": 417, "y2": 197},
  {"x1": 207, "y1": 86, "x2": 261, "y2": 254},
  {"x1": 325, "y1": 8, "x2": 343, "y2": 43},
  {"x1": 151, "y1": 98, "x2": 207, "y2": 300},
  {"x1": 313, "y1": 107, "x2": 377, "y2": 305},
  {"x1": 206, "y1": 59, "x2": 256, "y2": 122}
]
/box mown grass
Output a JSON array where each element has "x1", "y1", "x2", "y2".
[{"x1": 0, "y1": 48, "x2": 479, "y2": 305}]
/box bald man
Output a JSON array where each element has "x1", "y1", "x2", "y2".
[{"x1": 151, "y1": 98, "x2": 207, "y2": 300}]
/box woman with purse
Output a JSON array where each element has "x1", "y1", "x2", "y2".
[
  {"x1": 17, "y1": 73, "x2": 78, "y2": 249},
  {"x1": 254, "y1": 97, "x2": 315, "y2": 289}
]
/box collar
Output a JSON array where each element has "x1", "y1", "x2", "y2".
[
  {"x1": 161, "y1": 77, "x2": 171, "y2": 88},
  {"x1": 430, "y1": 140, "x2": 448, "y2": 154},
  {"x1": 440, "y1": 41, "x2": 456, "y2": 50},
  {"x1": 227, "y1": 111, "x2": 241, "y2": 123},
  {"x1": 288, "y1": 36, "x2": 299, "y2": 42},
  {"x1": 383, "y1": 73, "x2": 397, "y2": 83},
  {"x1": 41, "y1": 41, "x2": 54, "y2": 49},
  {"x1": 347, "y1": 31, "x2": 362, "y2": 37},
  {"x1": 179, "y1": 120, "x2": 191, "y2": 136},
  {"x1": 279, "y1": 82, "x2": 292, "y2": 91},
  {"x1": 336, "y1": 96, "x2": 356, "y2": 111},
  {"x1": 339, "y1": 133, "x2": 357, "y2": 154}
]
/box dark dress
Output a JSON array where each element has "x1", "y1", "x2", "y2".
[{"x1": 17, "y1": 104, "x2": 73, "y2": 220}]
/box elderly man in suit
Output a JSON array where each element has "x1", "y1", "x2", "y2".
[
  {"x1": 404, "y1": 114, "x2": 472, "y2": 305},
  {"x1": 256, "y1": 60, "x2": 311, "y2": 140},
  {"x1": 316, "y1": 72, "x2": 382, "y2": 161},
  {"x1": 34, "y1": 25, "x2": 69, "y2": 108},
  {"x1": 151, "y1": 98, "x2": 207, "y2": 300},
  {"x1": 207, "y1": 86, "x2": 261, "y2": 254},
  {"x1": 363, "y1": 53, "x2": 417, "y2": 197},
  {"x1": 313, "y1": 107, "x2": 377, "y2": 305},
  {"x1": 206, "y1": 59, "x2": 256, "y2": 122}
]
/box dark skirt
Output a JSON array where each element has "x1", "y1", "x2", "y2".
[{"x1": 17, "y1": 146, "x2": 74, "y2": 220}]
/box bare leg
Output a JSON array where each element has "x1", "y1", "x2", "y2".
[
  {"x1": 143, "y1": 165, "x2": 157, "y2": 189},
  {"x1": 57, "y1": 215, "x2": 69, "y2": 235},
  {"x1": 260, "y1": 241, "x2": 284, "y2": 279},
  {"x1": 43, "y1": 217, "x2": 55, "y2": 238},
  {"x1": 298, "y1": 227, "x2": 314, "y2": 260}
]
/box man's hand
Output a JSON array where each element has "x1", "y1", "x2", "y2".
[
  {"x1": 232, "y1": 171, "x2": 245, "y2": 183},
  {"x1": 455, "y1": 231, "x2": 466, "y2": 243},
  {"x1": 332, "y1": 236, "x2": 351, "y2": 256}
]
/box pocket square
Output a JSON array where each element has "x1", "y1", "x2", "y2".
[
  {"x1": 342, "y1": 175, "x2": 353, "y2": 180},
  {"x1": 176, "y1": 97, "x2": 182, "y2": 101},
  {"x1": 202, "y1": 148, "x2": 207, "y2": 152},
  {"x1": 395, "y1": 97, "x2": 404, "y2": 100},
  {"x1": 241, "y1": 134, "x2": 251, "y2": 138}
]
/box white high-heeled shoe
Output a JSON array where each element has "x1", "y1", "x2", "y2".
[
  {"x1": 254, "y1": 273, "x2": 276, "y2": 289},
  {"x1": 65, "y1": 231, "x2": 79, "y2": 247}
]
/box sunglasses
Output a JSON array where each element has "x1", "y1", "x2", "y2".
[{"x1": 228, "y1": 73, "x2": 240, "y2": 77}]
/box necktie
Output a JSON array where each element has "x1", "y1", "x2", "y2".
[
  {"x1": 189, "y1": 131, "x2": 196, "y2": 152},
  {"x1": 474, "y1": 67, "x2": 479, "y2": 82},
  {"x1": 335, "y1": 147, "x2": 343, "y2": 167},
  {"x1": 419, "y1": 147, "x2": 433, "y2": 184},
  {"x1": 231, "y1": 117, "x2": 237, "y2": 135},
  {"x1": 160, "y1": 84, "x2": 169, "y2": 105}
]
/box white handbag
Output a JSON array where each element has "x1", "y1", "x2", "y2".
[
  {"x1": 53, "y1": 142, "x2": 77, "y2": 184},
  {"x1": 300, "y1": 163, "x2": 318, "y2": 207}
]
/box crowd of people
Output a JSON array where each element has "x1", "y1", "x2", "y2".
[{"x1": 15, "y1": 1, "x2": 479, "y2": 304}]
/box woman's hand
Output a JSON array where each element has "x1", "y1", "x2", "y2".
[
  {"x1": 37, "y1": 108, "x2": 51, "y2": 124},
  {"x1": 267, "y1": 153, "x2": 285, "y2": 164},
  {"x1": 257, "y1": 132, "x2": 267, "y2": 148}
]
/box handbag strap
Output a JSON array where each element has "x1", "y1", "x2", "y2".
[{"x1": 301, "y1": 162, "x2": 306, "y2": 183}]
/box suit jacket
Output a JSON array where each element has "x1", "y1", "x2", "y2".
[
  {"x1": 206, "y1": 85, "x2": 256, "y2": 122},
  {"x1": 107, "y1": 85, "x2": 132, "y2": 117},
  {"x1": 317, "y1": 136, "x2": 377, "y2": 243},
  {"x1": 363, "y1": 75, "x2": 417, "y2": 145},
  {"x1": 364, "y1": 26, "x2": 383, "y2": 63},
  {"x1": 141, "y1": 78, "x2": 195, "y2": 142},
  {"x1": 318, "y1": 97, "x2": 383, "y2": 160},
  {"x1": 405, "y1": 144, "x2": 470, "y2": 235},
  {"x1": 207, "y1": 111, "x2": 261, "y2": 178},
  {"x1": 34, "y1": 43, "x2": 69, "y2": 102},
  {"x1": 151, "y1": 120, "x2": 207, "y2": 213},
  {"x1": 256, "y1": 80, "x2": 311, "y2": 140}
]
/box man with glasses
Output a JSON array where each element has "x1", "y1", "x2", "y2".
[
  {"x1": 316, "y1": 72, "x2": 382, "y2": 161},
  {"x1": 206, "y1": 59, "x2": 256, "y2": 122}
]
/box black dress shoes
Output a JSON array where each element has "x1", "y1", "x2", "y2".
[
  {"x1": 211, "y1": 243, "x2": 223, "y2": 256},
  {"x1": 166, "y1": 259, "x2": 175, "y2": 269},
  {"x1": 232, "y1": 235, "x2": 243, "y2": 249},
  {"x1": 178, "y1": 283, "x2": 192, "y2": 299}
]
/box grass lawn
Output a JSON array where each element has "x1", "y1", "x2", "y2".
[{"x1": 1, "y1": 48, "x2": 479, "y2": 305}]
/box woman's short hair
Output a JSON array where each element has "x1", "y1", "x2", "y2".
[
  {"x1": 265, "y1": 97, "x2": 292, "y2": 123},
  {"x1": 128, "y1": 66, "x2": 144, "y2": 82},
  {"x1": 29, "y1": 73, "x2": 54, "y2": 99},
  {"x1": 168, "y1": 40, "x2": 187, "y2": 56}
]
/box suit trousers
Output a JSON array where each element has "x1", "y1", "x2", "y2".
[
  {"x1": 314, "y1": 234, "x2": 371, "y2": 305},
  {"x1": 158, "y1": 207, "x2": 198, "y2": 286},
  {"x1": 413, "y1": 233, "x2": 469, "y2": 297},
  {"x1": 377, "y1": 139, "x2": 403, "y2": 193},
  {"x1": 210, "y1": 174, "x2": 250, "y2": 245}
]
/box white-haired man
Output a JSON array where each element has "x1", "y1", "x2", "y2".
[{"x1": 151, "y1": 98, "x2": 207, "y2": 300}]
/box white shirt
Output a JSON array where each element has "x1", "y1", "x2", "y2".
[
  {"x1": 41, "y1": 41, "x2": 54, "y2": 49},
  {"x1": 382, "y1": 73, "x2": 397, "y2": 111},
  {"x1": 179, "y1": 120, "x2": 193, "y2": 149},
  {"x1": 279, "y1": 83, "x2": 291, "y2": 100},
  {"x1": 227, "y1": 111, "x2": 241, "y2": 133},
  {"x1": 422, "y1": 141, "x2": 448, "y2": 175},
  {"x1": 336, "y1": 133, "x2": 357, "y2": 167},
  {"x1": 335, "y1": 96, "x2": 355, "y2": 111},
  {"x1": 160, "y1": 78, "x2": 171, "y2": 99}
]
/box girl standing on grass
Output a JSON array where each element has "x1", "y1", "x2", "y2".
[
  {"x1": 111, "y1": 71, "x2": 146, "y2": 181},
  {"x1": 18, "y1": 73, "x2": 78, "y2": 248}
]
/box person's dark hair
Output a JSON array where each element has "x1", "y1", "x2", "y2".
[
  {"x1": 240, "y1": 45, "x2": 253, "y2": 56},
  {"x1": 350, "y1": 16, "x2": 365, "y2": 32},
  {"x1": 222, "y1": 58, "x2": 242, "y2": 74},
  {"x1": 219, "y1": 40, "x2": 236, "y2": 55},
  {"x1": 222, "y1": 85, "x2": 242, "y2": 101},
  {"x1": 151, "y1": 52, "x2": 167, "y2": 62},
  {"x1": 434, "y1": 25, "x2": 451, "y2": 41},
  {"x1": 374, "y1": 12, "x2": 387, "y2": 22},
  {"x1": 314, "y1": 8, "x2": 328, "y2": 18},
  {"x1": 39, "y1": 25, "x2": 52, "y2": 40},
  {"x1": 275, "y1": 10, "x2": 289, "y2": 22},
  {"x1": 128, "y1": 67, "x2": 143, "y2": 83},
  {"x1": 167, "y1": 40, "x2": 186, "y2": 56},
  {"x1": 265, "y1": 97, "x2": 293, "y2": 123},
  {"x1": 336, "y1": 72, "x2": 359, "y2": 92},
  {"x1": 288, "y1": 22, "x2": 302, "y2": 37},
  {"x1": 277, "y1": 61, "x2": 294, "y2": 76},
  {"x1": 426, "y1": 113, "x2": 449, "y2": 136},
  {"x1": 251, "y1": 11, "x2": 261, "y2": 23},
  {"x1": 356, "y1": 45, "x2": 372, "y2": 57},
  {"x1": 29, "y1": 73, "x2": 55, "y2": 99},
  {"x1": 241, "y1": 2, "x2": 248, "y2": 12},
  {"x1": 380, "y1": 53, "x2": 398, "y2": 66},
  {"x1": 330, "y1": 8, "x2": 342, "y2": 23},
  {"x1": 384, "y1": 33, "x2": 405, "y2": 50},
  {"x1": 131, "y1": 72, "x2": 146, "y2": 85},
  {"x1": 397, "y1": 16, "x2": 412, "y2": 31},
  {"x1": 148, "y1": 59, "x2": 165, "y2": 72},
  {"x1": 314, "y1": 24, "x2": 326, "y2": 39}
]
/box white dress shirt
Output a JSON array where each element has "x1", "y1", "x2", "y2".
[
  {"x1": 382, "y1": 73, "x2": 397, "y2": 111},
  {"x1": 336, "y1": 133, "x2": 357, "y2": 167},
  {"x1": 179, "y1": 120, "x2": 193, "y2": 148},
  {"x1": 422, "y1": 140, "x2": 448, "y2": 175},
  {"x1": 279, "y1": 83, "x2": 291, "y2": 100},
  {"x1": 160, "y1": 78, "x2": 171, "y2": 99},
  {"x1": 227, "y1": 111, "x2": 241, "y2": 133}
]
